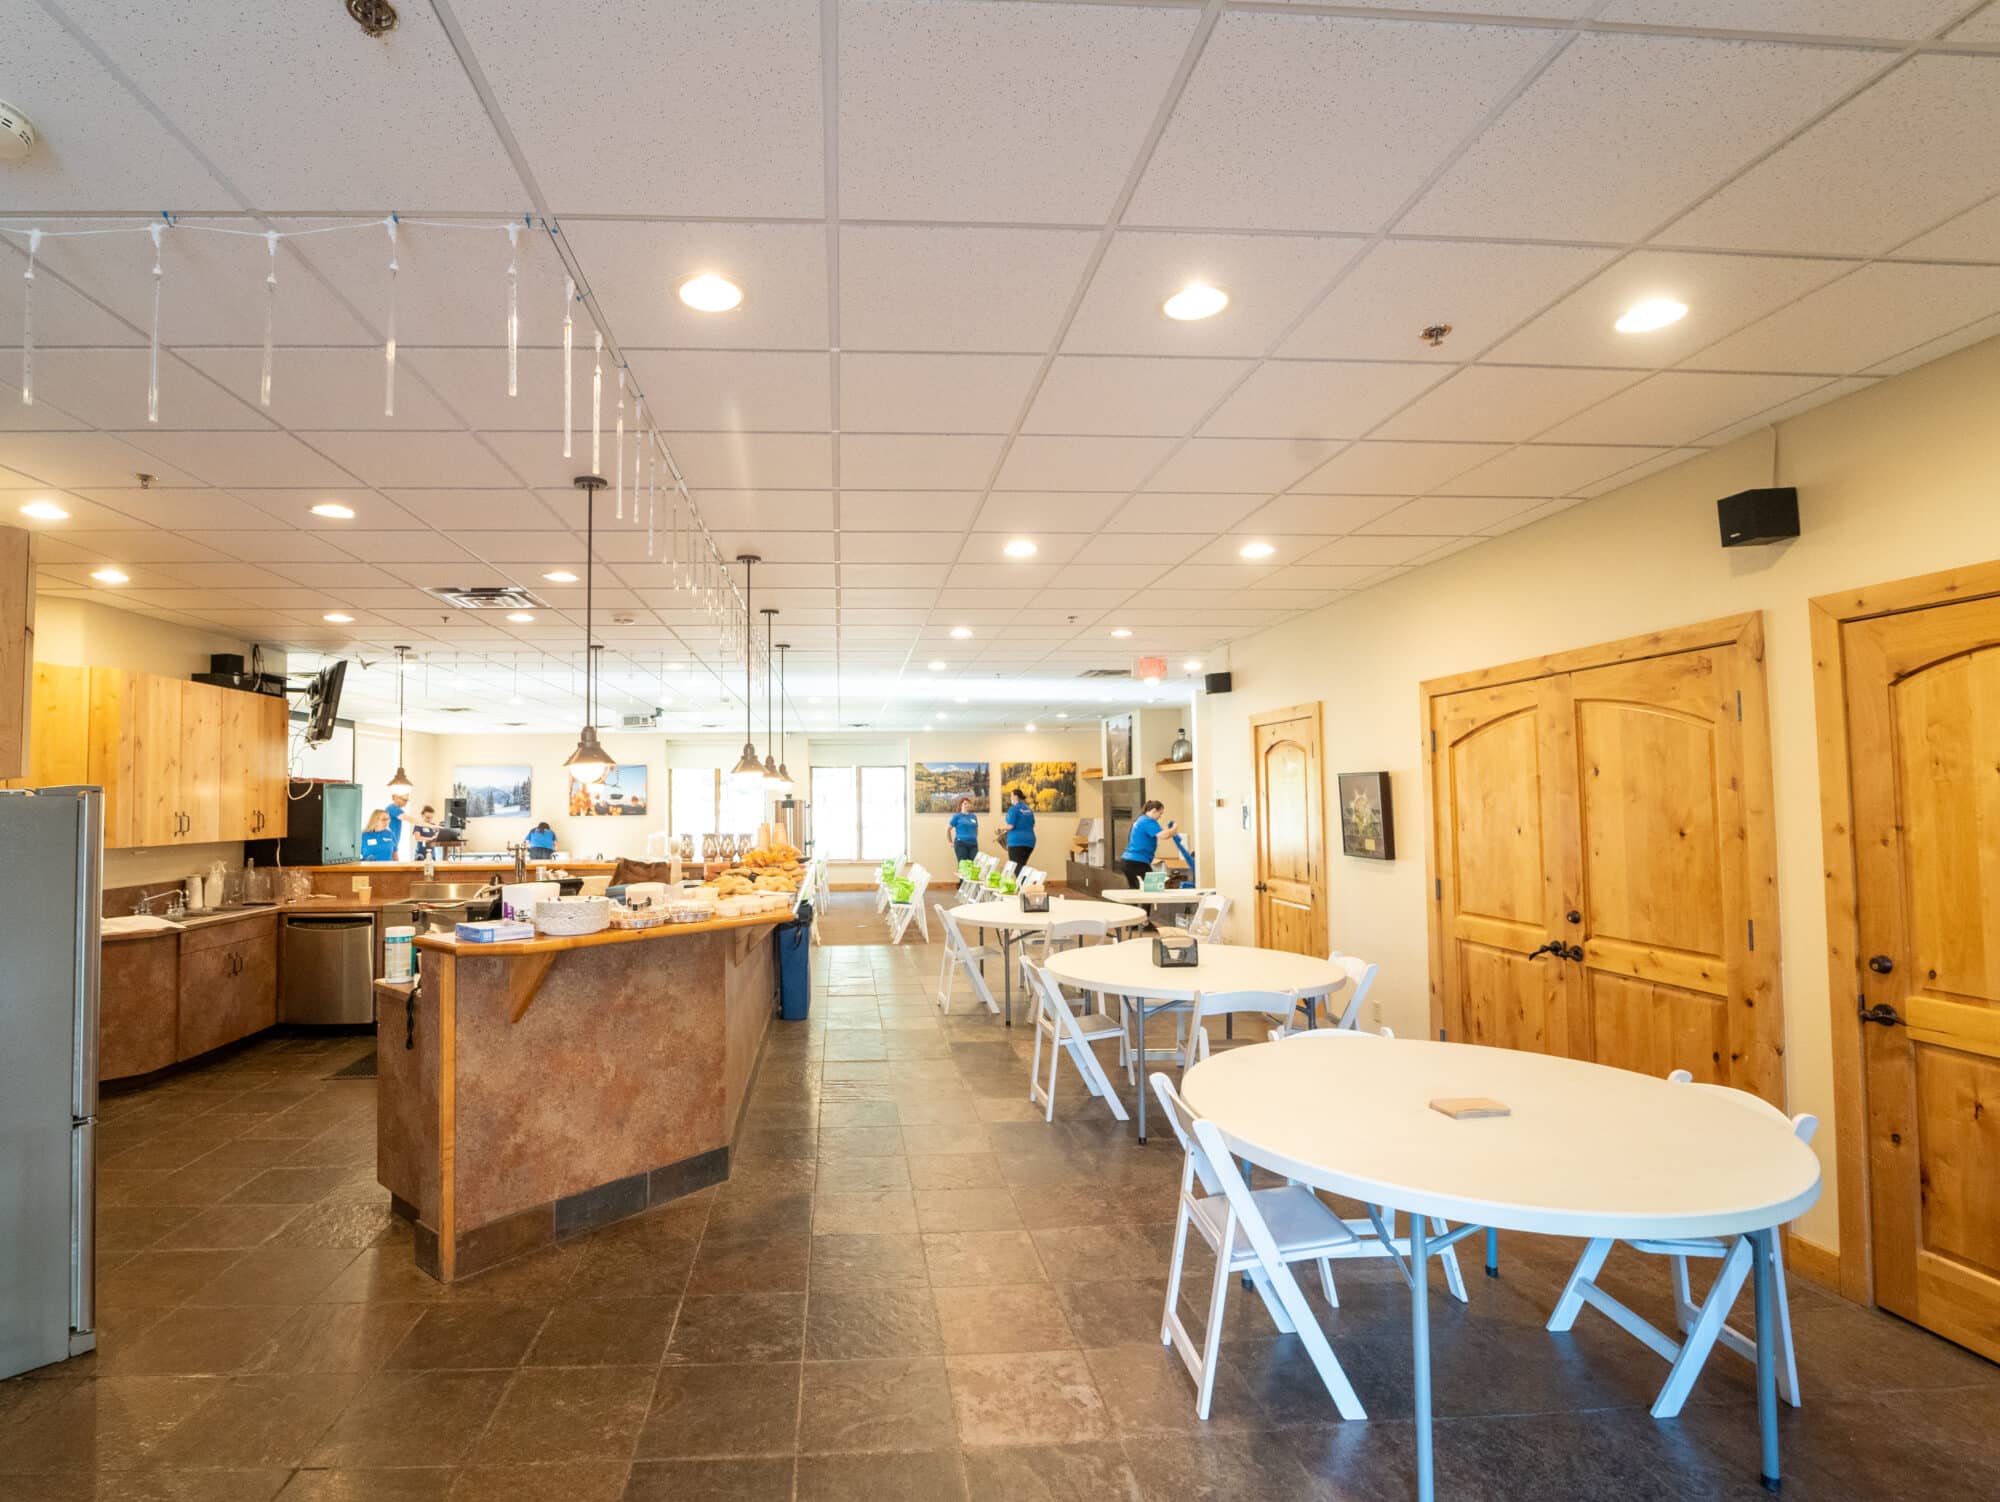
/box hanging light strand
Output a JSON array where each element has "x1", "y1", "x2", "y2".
[
  {"x1": 259, "y1": 230, "x2": 278, "y2": 408},
  {"x1": 382, "y1": 215, "x2": 398, "y2": 418},
  {"x1": 146, "y1": 221, "x2": 163, "y2": 424},
  {"x1": 591, "y1": 331, "x2": 602, "y2": 475},
  {"x1": 614, "y1": 370, "x2": 625, "y2": 520},
  {"x1": 20, "y1": 228, "x2": 40, "y2": 407},
  {"x1": 562, "y1": 276, "x2": 574, "y2": 459},
  {"x1": 504, "y1": 221, "x2": 520, "y2": 399}
]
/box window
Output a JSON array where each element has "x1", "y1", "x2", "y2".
[
  {"x1": 718, "y1": 773, "x2": 765, "y2": 837},
  {"x1": 668, "y1": 767, "x2": 715, "y2": 840},
  {"x1": 812, "y1": 765, "x2": 907, "y2": 861}
]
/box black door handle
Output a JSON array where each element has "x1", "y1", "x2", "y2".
[
  {"x1": 1527, "y1": 940, "x2": 1560, "y2": 960},
  {"x1": 1868, "y1": 955, "x2": 1894, "y2": 975},
  {"x1": 1561, "y1": 943, "x2": 1585, "y2": 962},
  {"x1": 1859, "y1": 1002, "x2": 1902, "y2": 1026},
  {"x1": 1253, "y1": 882, "x2": 1268, "y2": 893}
]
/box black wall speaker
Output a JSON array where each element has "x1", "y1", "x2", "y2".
[
  {"x1": 1717, "y1": 486, "x2": 1799, "y2": 548},
  {"x1": 1203, "y1": 671, "x2": 1233, "y2": 695}
]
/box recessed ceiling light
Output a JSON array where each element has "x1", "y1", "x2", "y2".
[
  {"x1": 19, "y1": 500, "x2": 68, "y2": 521},
  {"x1": 1614, "y1": 298, "x2": 1688, "y2": 334},
  {"x1": 954, "y1": 696, "x2": 968, "y2": 705},
  {"x1": 1183, "y1": 659, "x2": 1202, "y2": 672},
  {"x1": 949, "y1": 626, "x2": 972, "y2": 639},
  {"x1": 1003, "y1": 538, "x2": 1038, "y2": 559},
  {"x1": 678, "y1": 273, "x2": 743, "y2": 313},
  {"x1": 1055, "y1": 712, "x2": 1068, "y2": 720},
  {"x1": 90, "y1": 568, "x2": 129, "y2": 585},
  {"x1": 322, "y1": 612, "x2": 353, "y2": 623},
  {"x1": 1025, "y1": 722, "x2": 1037, "y2": 733},
  {"x1": 507, "y1": 611, "x2": 535, "y2": 623},
  {"x1": 1238, "y1": 541, "x2": 1276, "y2": 560},
  {"x1": 665, "y1": 662, "x2": 686, "y2": 672},
  {"x1": 310, "y1": 502, "x2": 355, "y2": 520},
  {"x1": 1163, "y1": 283, "x2": 1229, "y2": 321},
  {"x1": 1111, "y1": 628, "x2": 1132, "y2": 639},
  {"x1": 542, "y1": 570, "x2": 578, "y2": 583},
  {"x1": 928, "y1": 660, "x2": 947, "y2": 671}
]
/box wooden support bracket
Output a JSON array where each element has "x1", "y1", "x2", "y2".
[{"x1": 504, "y1": 951, "x2": 558, "y2": 1024}]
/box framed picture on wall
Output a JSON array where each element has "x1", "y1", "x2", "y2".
[
  {"x1": 913, "y1": 761, "x2": 989, "y2": 813},
  {"x1": 1337, "y1": 772, "x2": 1394, "y2": 860},
  {"x1": 1001, "y1": 761, "x2": 1078, "y2": 814},
  {"x1": 452, "y1": 765, "x2": 532, "y2": 819},
  {"x1": 1105, "y1": 714, "x2": 1134, "y2": 779},
  {"x1": 571, "y1": 765, "x2": 648, "y2": 817}
]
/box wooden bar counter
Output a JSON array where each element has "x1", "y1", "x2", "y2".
[{"x1": 376, "y1": 911, "x2": 786, "y2": 1281}]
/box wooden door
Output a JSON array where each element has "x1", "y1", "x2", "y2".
[
  {"x1": 258, "y1": 694, "x2": 290, "y2": 837},
  {"x1": 179, "y1": 681, "x2": 222, "y2": 843},
  {"x1": 1250, "y1": 702, "x2": 1326, "y2": 955},
  {"x1": 1840, "y1": 592, "x2": 2000, "y2": 1359}
]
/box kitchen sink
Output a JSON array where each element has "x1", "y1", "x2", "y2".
[{"x1": 411, "y1": 882, "x2": 497, "y2": 901}]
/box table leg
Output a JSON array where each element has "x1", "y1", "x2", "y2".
[
  {"x1": 1486, "y1": 1226, "x2": 1499, "y2": 1278},
  {"x1": 1002, "y1": 933, "x2": 1014, "y2": 1027},
  {"x1": 1133, "y1": 1000, "x2": 1149, "y2": 1144},
  {"x1": 1754, "y1": 1226, "x2": 1780, "y2": 1492},
  {"x1": 1412, "y1": 1213, "x2": 1434, "y2": 1502}
]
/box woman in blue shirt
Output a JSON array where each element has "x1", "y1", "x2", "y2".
[
  {"x1": 947, "y1": 798, "x2": 979, "y2": 865},
  {"x1": 1002, "y1": 789, "x2": 1037, "y2": 872},
  {"x1": 359, "y1": 809, "x2": 398, "y2": 862},
  {"x1": 525, "y1": 821, "x2": 558, "y2": 856},
  {"x1": 1119, "y1": 799, "x2": 1174, "y2": 891}
]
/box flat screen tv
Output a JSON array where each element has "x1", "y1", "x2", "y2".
[{"x1": 303, "y1": 660, "x2": 347, "y2": 746}]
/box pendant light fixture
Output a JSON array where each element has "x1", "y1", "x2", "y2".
[
  {"x1": 386, "y1": 644, "x2": 415, "y2": 795},
  {"x1": 564, "y1": 474, "x2": 611, "y2": 786},
  {"x1": 759, "y1": 607, "x2": 782, "y2": 787},
  {"x1": 774, "y1": 641, "x2": 795, "y2": 796},
  {"x1": 730, "y1": 554, "x2": 766, "y2": 784}
]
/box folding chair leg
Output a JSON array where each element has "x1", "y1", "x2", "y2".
[
  {"x1": 1195, "y1": 1245, "x2": 1233, "y2": 1420},
  {"x1": 1435, "y1": 1220, "x2": 1469, "y2": 1304},
  {"x1": 1246, "y1": 1263, "x2": 1297, "y2": 1334},
  {"x1": 1318, "y1": 1257, "x2": 1339, "y2": 1309},
  {"x1": 1547, "y1": 1238, "x2": 1615, "y2": 1331},
  {"x1": 1651, "y1": 1236, "x2": 1754, "y2": 1418},
  {"x1": 1162, "y1": 1202, "x2": 1193, "y2": 1348}
]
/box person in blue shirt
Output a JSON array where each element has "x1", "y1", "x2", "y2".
[
  {"x1": 1120, "y1": 799, "x2": 1174, "y2": 892},
  {"x1": 1002, "y1": 788, "x2": 1037, "y2": 872},
  {"x1": 359, "y1": 809, "x2": 398, "y2": 862},
  {"x1": 525, "y1": 821, "x2": 558, "y2": 857},
  {"x1": 947, "y1": 798, "x2": 980, "y2": 865}
]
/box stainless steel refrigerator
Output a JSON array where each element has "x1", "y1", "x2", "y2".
[{"x1": 0, "y1": 786, "x2": 100, "y2": 1379}]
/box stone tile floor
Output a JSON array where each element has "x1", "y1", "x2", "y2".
[{"x1": 3, "y1": 896, "x2": 1996, "y2": 1500}]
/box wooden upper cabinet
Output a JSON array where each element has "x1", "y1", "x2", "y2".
[
  {"x1": 179, "y1": 680, "x2": 223, "y2": 843},
  {"x1": 0, "y1": 526, "x2": 33, "y2": 781},
  {"x1": 216, "y1": 687, "x2": 254, "y2": 837},
  {"x1": 256, "y1": 693, "x2": 289, "y2": 838}
]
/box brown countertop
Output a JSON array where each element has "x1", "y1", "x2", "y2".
[
  {"x1": 414, "y1": 908, "x2": 787, "y2": 957},
  {"x1": 292, "y1": 860, "x2": 621, "y2": 873},
  {"x1": 101, "y1": 905, "x2": 283, "y2": 944}
]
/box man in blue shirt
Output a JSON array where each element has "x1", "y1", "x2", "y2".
[
  {"x1": 1002, "y1": 788, "x2": 1037, "y2": 872},
  {"x1": 1120, "y1": 799, "x2": 1174, "y2": 892},
  {"x1": 948, "y1": 798, "x2": 979, "y2": 865}
]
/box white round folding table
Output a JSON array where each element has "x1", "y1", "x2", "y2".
[
  {"x1": 1039, "y1": 937, "x2": 1346, "y2": 1142},
  {"x1": 942, "y1": 896, "x2": 1146, "y2": 1024},
  {"x1": 1182, "y1": 1037, "x2": 1822, "y2": 1501},
  {"x1": 1101, "y1": 886, "x2": 1215, "y2": 922}
]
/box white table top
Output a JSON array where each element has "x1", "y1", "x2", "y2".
[
  {"x1": 1183, "y1": 1037, "x2": 1821, "y2": 1241},
  {"x1": 1041, "y1": 937, "x2": 1345, "y2": 1002},
  {"x1": 1103, "y1": 887, "x2": 1215, "y2": 906},
  {"x1": 943, "y1": 896, "x2": 1148, "y2": 933}
]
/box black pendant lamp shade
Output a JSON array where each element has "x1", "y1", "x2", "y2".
[{"x1": 565, "y1": 475, "x2": 611, "y2": 786}]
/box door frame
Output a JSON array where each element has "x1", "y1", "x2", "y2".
[
  {"x1": 1249, "y1": 701, "x2": 1327, "y2": 953},
  {"x1": 1808, "y1": 559, "x2": 2000, "y2": 1305},
  {"x1": 1418, "y1": 612, "x2": 1780, "y2": 1087}
]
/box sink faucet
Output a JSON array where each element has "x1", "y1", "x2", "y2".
[
  {"x1": 132, "y1": 888, "x2": 185, "y2": 917},
  {"x1": 509, "y1": 843, "x2": 528, "y2": 884}
]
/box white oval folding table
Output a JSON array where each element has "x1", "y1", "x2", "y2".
[
  {"x1": 1182, "y1": 1037, "x2": 1822, "y2": 1501},
  {"x1": 941, "y1": 896, "x2": 1145, "y2": 1023}
]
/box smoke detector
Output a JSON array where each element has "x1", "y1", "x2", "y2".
[{"x1": 0, "y1": 101, "x2": 37, "y2": 164}]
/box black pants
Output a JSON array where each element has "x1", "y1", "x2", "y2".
[
  {"x1": 1006, "y1": 844, "x2": 1034, "y2": 872},
  {"x1": 1119, "y1": 860, "x2": 1157, "y2": 926},
  {"x1": 953, "y1": 840, "x2": 977, "y2": 864}
]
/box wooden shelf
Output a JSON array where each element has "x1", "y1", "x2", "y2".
[
  {"x1": 1153, "y1": 759, "x2": 1195, "y2": 774},
  {"x1": 1082, "y1": 767, "x2": 1103, "y2": 780}
]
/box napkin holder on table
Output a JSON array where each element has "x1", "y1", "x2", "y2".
[
  {"x1": 1020, "y1": 889, "x2": 1050, "y2": 914},
  {"x1": 1152, "y1": 935, "x2": 1198, "y2": 968}
]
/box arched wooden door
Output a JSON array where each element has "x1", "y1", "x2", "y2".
[{"x1": 1250, "y1": 702, "x2": 1325, "y2": 956}]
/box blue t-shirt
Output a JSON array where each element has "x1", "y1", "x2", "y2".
[
  {"x1": 526, "y1": 828, "x2": 557, "y2": 853},
  {"x1": 1122, "y1": 814, "x2": 1163, "y2": 865},
  {"x1": 947, "y1": 811, "x2": 978, "y2": 844},
  {"x1": 1005, "y1": 803, "x2": 1036, "y2": 847},
  {"x1": 360, "y1": 828, "x2": 398, "y2": 861}
]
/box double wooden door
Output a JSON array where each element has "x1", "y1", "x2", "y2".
[
  {"x1": 1818, "y1": 569, "x2": 2000, "y2": 1358},
  {"x1": 1424, "y1": 615, "x2": 1782, "y2": 1105}
]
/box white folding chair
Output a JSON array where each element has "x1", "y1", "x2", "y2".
[
  {"x1": 1182, "y1": 988, "x2": 1301, "y2": 1068},
  {"x1": 935, "y1": 908, "x2": 1002, "y2": 1015},
  {"x1": 1027, "y1": 915, "x2": 1106, "y2": 961},
  {"x1": 887, "y1": 865, "x2": 931, "y2": 944},
  {"x1": 1546, "y1": 1070, "x2": 1817, "y2": 1417},
  {"x1": 874, "y1": 855, "x2": 910, "y2": 914},
  {"x1": 1023, "y1": 957, "x2": 1128, "y2": 1124},
  {"x1": 1266, "y1": 955, "x2": 1377, "y2": 1040},
  {"x1": 1158, "y1": 891, "x2": 1230, "y2": 944}
]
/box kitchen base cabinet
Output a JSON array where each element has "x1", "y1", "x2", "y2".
[
  {"x1": 99, "y1": 935, "x2": 179, "y2": 1080},
  {"x1": 176, "y1": 914, "x2": 279, "y2": 1061}
]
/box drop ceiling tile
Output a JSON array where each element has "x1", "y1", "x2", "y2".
[
  {"x1": 654, "y1": 432, "x2": 832, "y2": 490},
  {"x1": 1486, "y1": 251, "x2": 1854, "y2": 369},
  {"x1": 1696, "y1": 379, "x2": 1877, "y2": 446},
  {"x1": 181, "y1": 530, "x2": 358, "y2": 563},
  {"x1": 395, "y1": 348, "x2": 574, "y2": 432},
  {"x1": 1688, "y1": 262, "x2": 2000, "y2": 374},
  {"x1": 1373, "y1": 367, "x2": 1642, "y2": 443},
  {"x1": 1356, "y1": 495, "x2": 1548, "y2": 535},
  {"x1": 298, "y1": 431, "x2": 514, "y2": 488},
  {"x1": 64, "y1": 488, "x2": 272, "y2": 530},
  {"x1": 23, "y1": 526, "x2": 227, "y2": 561},
  {"x1": 1288, "y1": 441, "x2": 1503, "y2": 495},
  {"x1": 1401, "y1": 34, "x2": 1884, "y2": 241},
  {"x1": 840, "y1": 491, "x2": 982, "y2": 531},
  {"x1": 1599, "y1": 1, "x2": 1966, "y2": 37},
  {"x1": 1200, "y1": 361, "x2": 1451, "y2": 440},
  {"x1": 623, "y1": 351, "x2": 831, "y2": 434},
  {"x1": 378, "y1": 489, "x2": 562, "y2": 532},
  {"x1": 1270, "y1": 564, "x2": 1390, "y2": 592},
  {"x1": 1663, "y1": 57, "x2": 2000, "y2": 256},
  {"x1": 838, "y1": 567, "x2": 950, "y2": 593},
  {"x1": 1129, "y1": 11, "x2": 1551, "y2": 234},
  {"x1": 1022, "y1": 356, "x2": 1254, "y2": 437},
  {"x1": 562, "y1": 220, "x2": 829, "y2": 350},
  {"x1": 260, "y1": 562, "x2": 405, "y2": 590},
  {"x1": 1952, "y1": 5, "x2": 2000, "y2": 41},
  {"x1": 840, "y1": 533, "x2": 963, "y2": 564},
  {"x1": 1065, "y1": 232, "x2": 1367, "y2": 358},
  {"x1": 179, "y1": 347, "x2": 462, "y2": 430},
  {"x1": 839, "y1": 354, "x2": 1041, "y2": 434},
  {"x1": 707, "y1": 530, "x2": 836, "y2": 563},
  {"x1": 1178, "y1": 534, "x2": 1328, "y2": 567},
  {"x1": 839, "y1": 434, "x2": 1004, "y2": 489},
  {"x1": 0, "y1": 241, "x2": 148, "y2": 347},
  {"x1": 1894, "y1": 195, "x2": 2000, "y2": 262},
  {"x1": 1102, "y1": 492, "x2": 1266, "y2": 534},
  {"x1": 993, "y1": 435, "x2": 1174, "y2": 492},
  {"x1": 453, "y1": 0, "x2": 823, "y2": 217},
  {"x1": 949, "y1": 563, "x2": 1059, "y2": 589},
  {"x1": 1050, "y1": 564, "x2": 1169, "y2": 591},
  {"x1": 0, "y1": 432, "x2": 200, "y2": 489},
  {"x1": 1540, "y1": 371, "x2": 1831, "y2": 446},
  {"x1": 958, "y1": 529, "x2": 1089, "y2": 565},
  {"x1": 1072, "y1": 534, "x2": 1204, "y2": 566},
  {"x1": 676, "y1": 491, "x2": 833, "y2": 532},
  {"x1": 238, "y1": 491, "x2": 422, "y2": 530},
  {"x1": 1143, "y1": 438, "x2": 1343, "y2": 494},
  {"x1": 840, "y1": 226, "x2": 1098, "y2": 354},
  {"x1": 454, "y1": 531, "x2": 602, "y2": 563},
  {"x1": 838, "y1": 0, "x2": 1197, "y2": 222},
  {"x1": 143, "y1": 560, "x2": 295, "y2": 589},
  {"x1": 1863, "y1": 311, "x2": 2000, "y2": 376},
  {"x1": 1433, "y1": 445, "x2": 1669, "y2": 497},
  {"x1": 349, "y1": 536, "x2": 483, "y2": 568},
  {"x1": 477, "y1": 430, "x2": 597, "y2": 489},
  {"x1": 1566, "y1": 448, "x2": 1703, "y2": 498},
  {"x1": 1296, "y1": 535, "x2": 1443, "y2": 567},
  {"x1": 3, "y1": 349, "x2": 265, "y2": 431},
  {"x1": 1234, "y1": 493, "x2": 1407, "y2": 534}
]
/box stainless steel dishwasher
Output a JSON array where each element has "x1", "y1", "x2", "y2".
[{"x1": 281, "y1": 914, "x2": 377, "y2": 1025}]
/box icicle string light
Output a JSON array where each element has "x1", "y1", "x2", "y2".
[
  {"x1": 614, "y1": 370, "x2": 624, "y2": 520},
  {"x1": 591, "y1": 331, "x2": 602, "y2": 475},
  {"x1": 383, "y1": 215, "x2": 398, "y2": 418},
  {"x1": 147, "y1": 221, "x2": 163, "y2": 424},
  {"x1": 562, "y1": 276, "x2": 574, "y2": 460},
  {"x1": 647, "y1": 450, "x2": 656, "y2": 556},
  {"x1": 634, "y1": 417, "x2": 643, "y2": 526},
  {"x1": 259, "y1": 231, "x2": 278, "y2": 408},
  {"x1": 505, "y1": 222, "x2": 519, "y2": 399},
  {"x1": 20, "y1": 228, "x2": 40, "y2": 407}
]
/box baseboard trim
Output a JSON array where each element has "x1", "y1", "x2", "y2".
[{"x1": 1785, "y1": 1230, "x2": 1841, "y2": 1293}]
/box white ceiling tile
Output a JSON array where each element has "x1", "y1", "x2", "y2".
[
  {"x1": 1022, "y1": 356, "x2": 1254, "y2": 438},
  {"x1": 1288, "y1": 441, "x2": 1504, "y2": 495},
  {"x1": 994, "y1": 435, "x2": 1175, "y2": 492},
  {"x1": 840, "y1": 226, "x2": 1098, "y2": 354},
  {"x1": 838, "y1": 0, "x2": 1197, "y2": 222},
  {"x1": 1894, "y1": 195, "x2": 2000, "y2": 262},
  {"x1": 839, "y1": 434, "x2": 1004, "y2": 489},
  {"x1": 300, "y1": 431, "x2": 515, "y2": 488},
  {"x1": 68, "y1": 489, "x2": 282, "y2": 531},
  {"x1": 1297, "y1": 535, "x2": 1445, "y2": 567},
  {"x1": 1952, "y1": 4, "x2": 2000, "y2": 41},
  {"x1": 1539, "y1": 371, "x2": 1831, "y2": 446},
  {"x1": 1566, "y1": 448, "x2": 1703, "y2": 498},
  {"x1": 453, "y1": 0, "x2": 823, "y2": 217},
  {"x1": 1696, "y1": 379, "x2": 1877, "y2": 445},
  {"x1": 1433, "y1": 445, "x2": 1670, "y2": 497},
  {"x1": 973, "y1": 494, "x2": 1138, "y2": 538},
  {"x1": 958, "y1": 529, "x2": 1088, "y2": 564},
  {"x1": 1129, "y1": 12, "x2": 1551, "y2": 234},
  {"x1": 1050, "y1": 564, "x2": 1167, "y2": 591},
  {"x1": 3, "y1": 349, "x2": 265, "y2": 431},
  {"x1": 0, "y1": 432, "x2": 200, "y2": 489},
  {"x1": 1356, "y1": 495, "x2": 1548, "y2": 535},
  {"x1": 1862, "y1": 312, "x2": 2000, "y2": 376},
  {"x1": 949, "y1": 563, "x2": 1058, "y2": 590},
  {"x1": 1233, "y1": 494, "x2": 1407, "y2": 535},
  {"x1": 624, "y1": 351, "x2": 831, "y2": 434},
  {"x1": 1485, "y1": 250, "x2": 1853, "y2": 369},
  {"x1": 477, "y1": 431, "x2": 597, "y2": 489},
  {"x1": 180, "y1": 530, "x2": 357, "y2": 562},
  {"x1": 1072, "y1": 534, "x2": 1203, "y2": 566},
  {"x1": 1200, "y1": 361, "x2": 1451, "y2": 440},
  {"x1": 1102, "y1": 493, "x2": 1266, "y2": 534},
  {"x1": 1065, "y1": 232, "x2": 1366, "y2": 358},
  {"x1": 1401, "y1": 34, "x2": 1884, "y2": 241},
  {"x1": 658, "y1": 432, "x2": 833, "y2": 490},
  {"x1": 1143, "y1": 438, "x2": 1343, "y2": 494},
  {"x1": 1688, "y1": 262, "x2": 2000, "y2": 374},
  {"x1": 563, "y1": 220, "x2": 829, "y2": 350},
  {"x1": 398, "y1": 348, "x2": 570, "y2": 431},
  {"x1": 840, "y1": 533, "x2": 963, "y2": 564},
  {"x1": 179, "y1": 347, "x2": 461, "y2": 430},
  {"x1": 21, "y1": 526, "x2": 226, "y2": 561},
  {"x1": 1663, "y1": 57, "x2": 2000, "y2": 256},
  {"x1": 840, "y1": 492, "x2": 982, "y2": 531},
  {"x1": 1178, "y1": 534, "x2": 1330, "y2": 567},
  {"x1": 0, "y1": 241, "x2": 142, "y2": 348},
  {"x1": 239, "y1": 492, "x2": 423, "y2": 530},
  {"x1": 258, "y1": 562, "x2": 403, "y2": 590},
  {"x1": 678, "y1": 491, "x2": 834, "y2": 532},
  {"x1": 1373, "y1": 367, "x2": 1642, "y2": 443},
  {"x1": 1269, "y1": 564, "x2": 1390, "y2": 592},
  {"x1": 382, "y1": 489, "x2": 564, "y2": 531},
  {"x1": 839, "y1": 566, "x2": 949, "y2": 592},
  {"x1": 1599, "y1": 1, "x2": 1966, "y2": 37},
  {"x1": 839, "y1": 354, "x2": 1041, "y2": 434}
]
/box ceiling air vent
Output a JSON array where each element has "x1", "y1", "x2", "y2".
[
  {"x1": 420, "y1": 585, "x2": 544, "y2": 611},
  {"x1": 622, "y1": 712, "x2": 660, "y2": 729},
  {"x1": 1078, "y1": 667, "x2": 1133, "y2": 679}
]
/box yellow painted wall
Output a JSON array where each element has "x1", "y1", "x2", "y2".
[{"x1": 1199, "y1": 332, "x2": 2000, "y2": 1253}]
